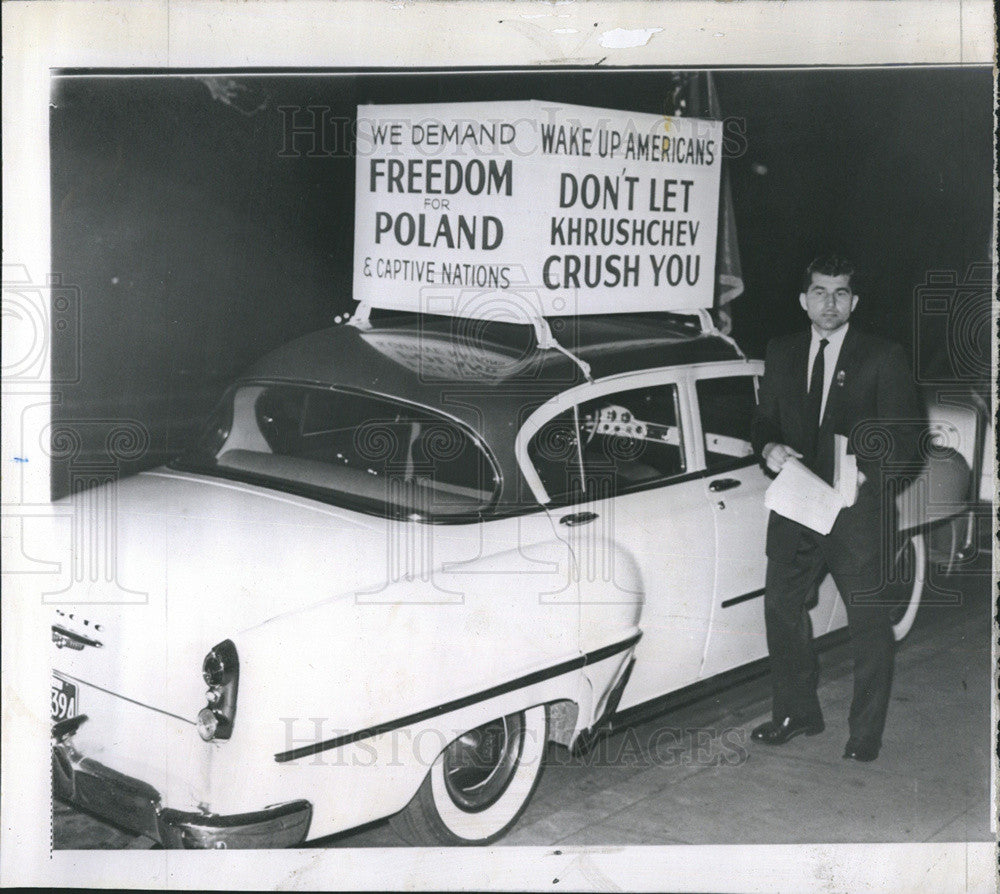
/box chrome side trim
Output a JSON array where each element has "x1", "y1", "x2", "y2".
[{"x1": 274, "y1": 631, "x2": 643, "y2": 763}]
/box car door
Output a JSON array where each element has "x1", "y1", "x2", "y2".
[
  {"x1": 690, "y1": 364, "x2": 773, "y2": 678},
  {"x1": 692, "y1": 363, "x2": 854, "y2": 677},
  {"x1": 520, "y1": 371, "x2": 718, "y2": 711}
]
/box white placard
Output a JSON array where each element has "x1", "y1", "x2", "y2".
[{"x1": 354, "y1": 101, "x2": 723, "y2": 320}]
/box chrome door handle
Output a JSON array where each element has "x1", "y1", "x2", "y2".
[
  {"x1": 560, "y1": 512, "x2": 598, "y2": 527},
  {"x1": 708, "y1": 478, "x2": 741, "y2": 492}
]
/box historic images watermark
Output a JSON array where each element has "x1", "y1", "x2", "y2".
[
  {"x1": 276, "y1": 107, "x2": 749, "y2": 162},
  {"x1": 346, "y1": 278, "x2": 652, "y2": 606},
  {"x1": 277, "y1": 716, "x2": 749, "y2": 769},
  {"x1": 913, "y1": 264, "x2": 993, "y2": 385},
  {"x1": 2, "y1": 264, "x2": 82, "y2": 388},
  {"x1": 40, "y1": 418, "x2": 151, "y2": 605},
  {"x1": 3, "y1": 264, "x2": 151, "y2": 603},
  {"x1": 911, "y1": 262, "x2": 993, "y2": 578},
  {"x1": 836, "y1": 261, "x2": 994, "y2": 608}
]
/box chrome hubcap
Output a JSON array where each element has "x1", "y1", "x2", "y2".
[{"x1": 442, "y1": 713, "x2": 525, "y2": 812}]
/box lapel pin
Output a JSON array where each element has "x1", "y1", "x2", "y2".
[{"x1": 836, "y1": 370, "x2": 846, "y2": 387}]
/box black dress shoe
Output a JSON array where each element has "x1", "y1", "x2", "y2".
[
  {"x1": 843, "y1": 740, "x2": 879, "y2": 762},
  {"x1": 751, "y1": 715, "x2": 825, "y2": 745}
]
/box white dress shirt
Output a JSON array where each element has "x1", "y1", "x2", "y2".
[{"x1": 807, "y1": 323, "x2": 849, "y2": 422}]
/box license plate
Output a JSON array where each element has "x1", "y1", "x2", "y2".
[{"x1": 51, "y1": 674, "x2": 77, "y2": 722}]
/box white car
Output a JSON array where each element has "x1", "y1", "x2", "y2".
[{"x1": 50, "y1": 310, "x2": 967, "y2": 847}]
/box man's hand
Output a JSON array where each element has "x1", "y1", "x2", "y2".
[{"x1": 762, "y1": 442, "x2": 802, "y2": 474}]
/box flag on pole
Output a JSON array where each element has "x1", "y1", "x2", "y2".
[{"x1": 672, "y1": 72, "x2": 744, "y2": 332}]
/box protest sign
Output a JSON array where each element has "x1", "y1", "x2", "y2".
[{"x1": 354, "y1": 101, "x2": 723, "y2": 320}]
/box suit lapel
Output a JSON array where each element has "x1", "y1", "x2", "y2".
[
  {"x1": 791, "y1": 329, "x2": 811, "y2": 399},
  {"x1": 790, "y1": 331, "x2": 812, "y2": 446}
]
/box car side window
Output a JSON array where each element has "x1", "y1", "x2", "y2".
[
  {"x1": 695, "y1": 375, "x2": 757, "y2": 470},
  {"x1": 189, "y1": 383, "x2": 499, "y2": 519},
  {"x1": 528, "y1": 383, "x2": 685, "y2": 503}
]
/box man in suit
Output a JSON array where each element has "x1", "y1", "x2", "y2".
[{"x1": 750, "y1": 254, "x2": 921, "y2": 762}]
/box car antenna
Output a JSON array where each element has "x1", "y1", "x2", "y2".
[{"x1": 530, "y1": 316, "x2": 593, "y2": 383}]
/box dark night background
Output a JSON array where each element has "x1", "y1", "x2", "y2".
[{"x1": 50, "y1": 68, "x2": 994, "y2": 498}]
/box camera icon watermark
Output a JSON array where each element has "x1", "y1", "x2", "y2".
[
  {"x1": 913, "y1": 264, "x2": 993, "y2": 384},
  {"x1": 388, "y1": 267, "x2": 585, "y2": 387},
  {"x1": 2, "y1": 265, "x2": 82, "y2": 387}
]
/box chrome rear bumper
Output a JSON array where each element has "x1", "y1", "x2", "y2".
[{"x1": 52, "y1": 740, "x2": 312, "y2": 848}]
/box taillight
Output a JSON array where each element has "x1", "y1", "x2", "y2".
[{"x1": 197, "y1": 640, "x2": 239, "y2": 741}]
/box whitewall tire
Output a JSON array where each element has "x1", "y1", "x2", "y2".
[
  {"x1": 889, "y1": 533, "x2": 926, "y2": 642},
  {"x1": 390, "y1": 705, "x2": 548, "y2": 845}
]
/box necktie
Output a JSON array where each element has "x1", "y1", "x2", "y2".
[{"x1": 805, "y1": 338, "x2": 828, "y2": 455}]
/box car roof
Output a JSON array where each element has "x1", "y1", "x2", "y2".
[
  {"x1": 242, "y1": 312, "x2": 743, "y2": 508},
  {"x1": 246, "y1": 311, "x2": 740, "y2": 403}
]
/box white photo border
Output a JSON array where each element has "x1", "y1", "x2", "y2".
[{"x1": 2, "y1": 1, "x2": 996, "y2": 890}]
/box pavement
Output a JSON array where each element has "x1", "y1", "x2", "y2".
[{"x1": 53, "y1": 525, "x2": 994, "y2": 850}]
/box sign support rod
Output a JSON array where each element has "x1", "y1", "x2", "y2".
[{"x1": 532, "y1": 316, "x2": 593, "y2": 383}]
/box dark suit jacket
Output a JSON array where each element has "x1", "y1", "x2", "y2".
[{"x1": 751, "y1": 326, "x2": 922, "y2": 564}]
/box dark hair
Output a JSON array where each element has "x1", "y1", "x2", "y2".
[{"x1": 802, "y1": 254, "x2": 857, "y2": 293}]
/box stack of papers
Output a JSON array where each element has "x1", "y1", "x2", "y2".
[
  {"x1": 764, "y1": 435, "x2": 859, "y2": 535},
  {"x1": 832, "y1": 433, "x2": 858, "y2": 505}
]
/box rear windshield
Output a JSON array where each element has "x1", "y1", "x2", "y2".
[{"x1": 172, "y1": 383, "x2": 500, "y2": 521}]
